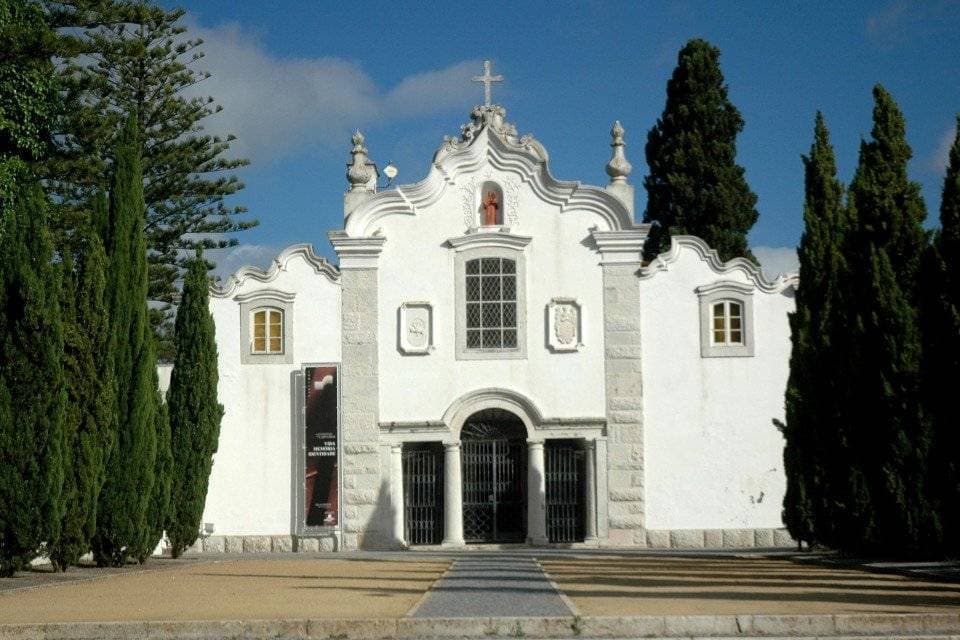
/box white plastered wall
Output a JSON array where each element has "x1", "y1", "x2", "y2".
[
  {"x1": 207, "y1": 255, "x2": 341, "y2": 535},
  {"x1": 375, "y1": 180, "x2": 608, "y2": 426},
  {"x1": 639, "y1": 242, "x2": 795, "y2": 530}
]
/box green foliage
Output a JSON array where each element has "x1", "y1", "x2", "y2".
[
  {"x1": 780, "y1": 113, "x2": 847, "y2": 547},
  {"x1": 836, "y1": 86, "x2": 934, "y2": 556},
  {"x1": 47, "y1": 208, "x2": 114, "y2": 571},
  {"x1": 0, "y1": 0, "x2": 58, "y2": 169},
  {"x1": 92, "y1": 115, "x2": 157, "y2": 567},
  {"x1": 643, "y1": 38, "x2": 759, "y2": 263},
  {"x1": 135, "y1": 371, "x2": 170, "y2": 563},
  {"x1": 166, "y1": 249, "x2": 224, "y2": 558},
  {"x1": 0, "y1": 167, "x2": 66, "y2": 577},
  {"x1": 920, "y1": 116, "x2": 960, "y2": 555},
  {"x1": 51, "y1": 5, "x2": 255, "y2": 359}
]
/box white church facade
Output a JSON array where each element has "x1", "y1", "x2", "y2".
[{"x1": 190, "y1": 90, "x2": 799, "y2": 552}]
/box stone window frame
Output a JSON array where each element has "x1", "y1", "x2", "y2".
[
  {"x1": 237, "y1": 289, "x2": 295, "y2": 365},
  {"x1": 454, "y1": 245, "x2": 528, "y2": 360},
  {"x1": 696, "y1": 280, "x2": 755, "y2": 358}
]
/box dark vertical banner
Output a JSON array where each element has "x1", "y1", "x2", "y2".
[{"x1": 304, "y1": 366, "x2": 338, "y2": 528}]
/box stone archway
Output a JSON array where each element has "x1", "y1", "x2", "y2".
[{"x1": 460, "y1": 409, "x2": 527, "y2": 543}]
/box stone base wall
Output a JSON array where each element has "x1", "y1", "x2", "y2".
[
  {"x1": 642, "y1": 528, "x2": 796, "y2": 549},
  {"x1": 181, "y1": 529, "x2": 795, "y2": 553},
  {"x1": 184, "y1": 535, "x2": 339, "y2": 554}
]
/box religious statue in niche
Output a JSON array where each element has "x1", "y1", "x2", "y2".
[{"x1": 482, "y1": 190, "x2": 499, "y2": 226}]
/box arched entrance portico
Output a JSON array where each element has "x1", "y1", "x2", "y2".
[{"x1": 460, "y1": 409, "x2": 527, "y2": 543}]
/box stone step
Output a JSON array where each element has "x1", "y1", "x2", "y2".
[{"x1": 2, "y1": 614, "x2": 959, "y2": 640}]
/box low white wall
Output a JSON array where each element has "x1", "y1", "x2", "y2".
[{"x1": 640, "y1": 240, "x2": 795, "y2": 531}]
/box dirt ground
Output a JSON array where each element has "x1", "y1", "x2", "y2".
[
  {"x1": 0, "y1": 557, "x2": 449, "y2": 623},
  {"x1": 540, "y1": 553, "x2": 960, "y2": 615}
]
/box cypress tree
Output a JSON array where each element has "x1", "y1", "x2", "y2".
[
  {"x1": 0, "y1": 173, "x2": 66, "y2": 577},
  {"x1": 135, "y1": 375, "x2": 171, "y2": 563},
  {"x1": 92, "y1": 115, "x2": 158, "y2": 567},
  {"x1": 48, "y1": 207, "x2": 114, "y2": 571},
  {"x1": 643, "y1": 38, "x2": 759, "y2": 262},
  {"x1": 779, "y1": 113, "x2": 846, "y2": 547},
  {"x1": 166, "y1": 249, "x2": 224, "y2": 558},
  {"x1": 920, "y1": 117, "x2": 960, "y2": 554},
  {"x1": 841, "y1": 85, "x2": 933, "y2": 556}
]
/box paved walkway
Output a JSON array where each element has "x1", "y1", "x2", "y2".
[{"x1": 411, "y1": 554, "x2": 572, "y2": 618}]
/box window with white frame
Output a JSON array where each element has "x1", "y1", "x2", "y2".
[
  {"x1": 251, "y1": 307, "x2": 284, "y2": 354},
  {"x1": 696, "y1": 281, "x2": 754, "y2": 358},
  {"x1": 237, "y1": 290, "x2": 295, "y2": 364},
  {"x1": 711, "y1": 300, "x2": 743, "y2": 345}
]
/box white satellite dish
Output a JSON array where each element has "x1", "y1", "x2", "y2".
[{"x1": 383, "y1": 162, "x2": 398, "y2": 182}]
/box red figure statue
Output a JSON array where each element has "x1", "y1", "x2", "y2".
[{"x1": 482, "y1": 191, "x2": 499, "y2": 226}]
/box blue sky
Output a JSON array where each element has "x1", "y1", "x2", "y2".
[{"x1": 166, "y1": 1, "x2": 960, "y2": 278}]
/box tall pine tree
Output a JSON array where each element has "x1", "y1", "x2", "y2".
[
  {"x1": 643, "y1": 38, "x2": 759, "y2": 262},
  {"x1": 52, "y1": 6, "x2": 255, "y2": 358},
  {"x1": 840, "y1": 85, "x2": 934, "y2": 556},
  {"x1": 47, "y1": 209, "x2": 114, "y2": 571},
  {"x1": 92, "y1": 114, "x2": 158, "y2": 566},
  {"x1": 166, "y1": 249, "x2": 224, "y2": 558},
  {"x1": 779, "y1": 113, "x2": 846, "y2": 548},
  {"x1": 920, "y1": 116, "x2": 960, "y2": 555}
]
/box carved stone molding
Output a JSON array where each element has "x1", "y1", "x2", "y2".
[
  {"x1": 398, "y1": 301, "x2": 434, "y2": 355},
  {"x1": 210, "y1": 244, "x2": 339, "y2": 298},
  {"x1": 547, "y1": 297, "x2": 583, "y2": 352},
  {"x1": 640, "y1": 235, "x2": 799, "y2": 293}
]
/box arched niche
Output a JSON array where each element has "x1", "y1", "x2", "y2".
[{"x1": 478, "y1": 180, "x2": 505, "y2": 226}]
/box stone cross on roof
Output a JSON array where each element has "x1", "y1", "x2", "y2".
[{"x1": 472, "y1": 60, "x2": 503, "y2": 107}]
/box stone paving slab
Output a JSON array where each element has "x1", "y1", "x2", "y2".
[{"x1": 411, "y1": 555, "x2": 572, "y2": 618}]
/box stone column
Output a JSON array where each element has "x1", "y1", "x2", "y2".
[
  {"x1": 591, "y1": 229, "x2": 648, "y2": 547},
  {"x1": 329, "y1": 232, "x2": 386, "y2": 550},
  {"x1": 442, "y1": 442, "x2": 464, "y2": 546},
  {"x1": 527, "y1": 440, "x2": 548, "y2": 545},
  {"x1": 390, "y1": 444, "x2": 405, "y2": 547},
  {"x1": 584, "y1": 439, "x2": 598, "y2": 543}
]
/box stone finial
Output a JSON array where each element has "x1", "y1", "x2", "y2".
[
  {"x1": 347, "y1": 130, "x2": 375, "y2": 191},
  {"x1": 605, "y1": 120, "x2": 632, "y2": 184}
]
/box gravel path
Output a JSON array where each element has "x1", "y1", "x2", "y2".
[{"x1": 411, "y1": 554, "x2": 572, "y2": 618}]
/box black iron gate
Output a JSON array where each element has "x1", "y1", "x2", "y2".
[
  {"x1": 545, "y1": 440, "x2": 585, "y2": 543},
  {"x1": 461, "y1": 411, "x2": 527, "y2": 543},
  {"x1": 402, "y1": 443, "x2": 443, "y2": 545}
]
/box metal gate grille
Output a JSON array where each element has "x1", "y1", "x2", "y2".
[
  {"x1": 402, "y1": 444, "x2": 443, "y2": 545},
  {"x1": 545, "y1": 441, "x2": 585, "y2": 543},
  {"x1": 461, "y1": 410, "x2": 527, "y2": 543},
  {"x1": 462, "y1": 439, "x2": 526, "y2": 542}
]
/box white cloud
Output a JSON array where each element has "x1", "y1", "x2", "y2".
[
  {"x1": 183, "y1": 17, "x2": 479, "y2": 161},
  {"x1": 929, "y1": 123, "x2": 957, "y2": 172},
  {"x1": 751, "y1": 246, "x2": 799, "y2": 278},
  {"x1": 208, "y1": 243, "x2": 280, "y2": 282}
]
